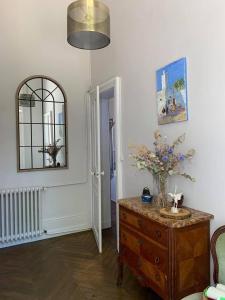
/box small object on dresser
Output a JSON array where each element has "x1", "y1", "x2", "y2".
[
  {"x1": 168, "y1": 185, "x2": 184, "y2": 213},
  {"x1": 173, "y1": 194, "x2": 184, "y2": 208},
  {"x1": 141, "y1": 187, "x2": 153, "y2": 203}
]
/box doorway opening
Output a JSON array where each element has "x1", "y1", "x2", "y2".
[
  {"x1": 100, "y1": 87, "x2": 117, "y2": 238},
  {"x1": 88, "y1": 77, "x2": 122, "y2": 253}
]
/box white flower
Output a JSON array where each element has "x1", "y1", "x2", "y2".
[
  {"x1": 137, "y1": 161, "x2": 146, "y2": 170},
  {"x1": 137, "y1": 162, "x2": 141, "y2": 169}
]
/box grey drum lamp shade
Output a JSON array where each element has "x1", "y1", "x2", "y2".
[{"x1": 67, "y1": 0, "x2": 110, "y2": 50}]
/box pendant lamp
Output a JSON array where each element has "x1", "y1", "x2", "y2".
[{"x1": 67, "y1": 0, "x2": 110, "y2": 50}]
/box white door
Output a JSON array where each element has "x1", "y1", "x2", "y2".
[{"x1": 90, "y1": 87, "x2": 102, "y2": 253}]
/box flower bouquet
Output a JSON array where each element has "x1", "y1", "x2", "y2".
[
  {"x1": 38, "y1": 139, "x2": 63, "y2": 168},
  {"x1": 130, "y1": 130, "x2": 195, "y2": 207}
]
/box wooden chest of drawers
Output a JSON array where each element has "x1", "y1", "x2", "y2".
[{"x1": 117, "y1": 197, "x2": 213, "y2": 300}]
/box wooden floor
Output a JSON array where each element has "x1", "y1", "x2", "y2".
[{"x1": 0, "y1": 209, "x2": 161, "y2": 300}]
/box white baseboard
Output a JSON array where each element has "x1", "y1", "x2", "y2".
[
  {"x1": 0, "y1": 235, "x2": 42, "y2": 249},
  {"x1": 0, "y1": 226, "x2": 92, "y2": 249},
  {"x1": 39, "y1": 224, "x2": 92, "y2": 242},
  {"x1": 44, "y1": 223, "x2": 91, "y2": 235},
  {"x1": 0, "y1": 214, "x2": 92, "y2": 249},
  {"x1": 43, "y1": 213, "x2": 91, "y2": 234}
]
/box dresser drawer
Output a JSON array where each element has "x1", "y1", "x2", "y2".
[
  {"x1": 120, "y1": 226, "x2": 140, "y2": 255},
  {"x1": 120, "y1": 206, "x2": 168, "y2": 247},
  {"x1": 120, "y1": 207, "x2": 141, "y2": 230},
  {"x1": 140, "y1": 238, "x2": 168, "y2": 274},
  {"x1": 139, "y1": 217, "x2": 168, "y2": 247},
  {"x1": 139, "y1": 256, "x2": 167, "y2": 295}
]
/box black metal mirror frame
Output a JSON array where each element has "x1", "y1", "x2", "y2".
[{"x1": 16, "y1": 75, "x2": 68, "y2": 172}]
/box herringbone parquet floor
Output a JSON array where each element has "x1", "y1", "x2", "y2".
[{"x1": 0, "y1": 214, "x2": 161, "y2": 300}]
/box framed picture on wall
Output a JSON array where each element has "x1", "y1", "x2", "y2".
[{"x1": 156, "y1": 58, "x2": 188, "y2": 125}]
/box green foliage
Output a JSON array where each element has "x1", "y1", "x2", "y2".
[{"x1": 174, "y1": 78, "x2": 185, "y2": 91}]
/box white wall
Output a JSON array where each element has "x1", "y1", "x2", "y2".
[
  {"x1": 0, "y1": 0, "x2": 91, "y2": 235},
  {"x1": 91, "y1": 0, "x2": 225, "y2": 235}
]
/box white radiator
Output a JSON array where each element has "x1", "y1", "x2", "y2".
[{"x1": 0, "y1": 187, "x2": 43, "y2": 247}]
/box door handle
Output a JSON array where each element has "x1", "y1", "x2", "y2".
[
  {"x1": 96, "y1": 171, "x2": 105, "y2": 177},
  {"x1": 90, "y1": 171, "x2": 95, "y2": 176}
]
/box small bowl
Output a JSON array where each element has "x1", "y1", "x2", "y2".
[{"x1": 141, "y1": 194, "x2": 153, "y2": 203}]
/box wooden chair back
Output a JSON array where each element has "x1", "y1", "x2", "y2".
[{"x1": 211, "y1": 225, "x2": 225, "y2": 285}]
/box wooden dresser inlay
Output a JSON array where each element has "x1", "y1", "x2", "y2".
[{"x1": 117, "y1": 197, "x2": 214, "y2": 300}]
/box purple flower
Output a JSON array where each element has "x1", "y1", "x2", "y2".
[
  {"x1": 178, "y1": 154, "x2": 185, "y2": 161},
  {"x1": 162, "y1": 155, "x2": 169, "y2": 162},
  {"x1": 168, "y1": 147, "x2": 173, "y2": 154}
]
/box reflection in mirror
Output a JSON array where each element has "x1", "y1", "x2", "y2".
[
  {"x1": 19, "y1": 103, "x2": 30, "y2": 123},
  {"x1": 57, "y1": 147, "x2": 66, "y2": 167},
  {"x1": 43, "y1": 90, "x2": 52, "y2": 101},
  {"x1": 44, "y1": 124, "x2": 54, "y2": 146},
  {"x1": 41, "y1": 142, "x2": 66, "y2": 168},
  {"x1": 26, "y1": 78, "x2": 42, "y2": 96},
  {"x1": 32, "y1": 101, "x2": 42, "y2": 123},
  {"x1": 52, "y1": 88, "x2": 65, "y2": 103},
  {"x1": 55, "y1": 125, "x2": 65, "y2": 145},
  {"x1": 19, "y1": 124, "x2": 31, "y2": 146},
  {"x1": 55, "y1": 103, "x2": 65, "y2": 124},
  {"x1": 43, "y1": 102, "x2": 54, "y2": 122},
  {"x1": 43, "y1": 78, "x2": 57, "y2": 94},
  {"x1": 19, "y1": 80, "x2": 41, "y2": 101},
  {"x1": 33, "y1": 148, "x2": 44, "y2": 169},
  {"x1": 16, "y1": 76, "x2": 67, "y2": 171},
  {"x1": 20, "y1": 147, "x2": 32, "y2": 169},
  {"x1": 32, "y1": 124, "x2": 43, "y2": 146}
]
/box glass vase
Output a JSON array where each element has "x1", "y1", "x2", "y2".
[{"x1": 153, "y1": 175, "x2": 168, "y2": 208}]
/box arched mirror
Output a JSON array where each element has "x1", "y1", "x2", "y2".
[{"x1": 16, "y1": 75, "x2": 68, "y2": 171}]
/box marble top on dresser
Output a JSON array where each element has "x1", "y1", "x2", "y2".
[{"x1": 118, "y1": 197, "x2": 214, "y2": 228}]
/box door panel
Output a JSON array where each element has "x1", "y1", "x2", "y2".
[{"x1": 90, "y1": 87, "x2": 102, "y2": 253}]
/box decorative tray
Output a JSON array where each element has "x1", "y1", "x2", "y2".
[{"x1": 159, "y1": 207, "x2": 191, "y2": 220}]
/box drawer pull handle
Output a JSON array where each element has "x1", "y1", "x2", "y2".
[
  {"x1": 154, "y1": 256, "x2": 160, "y2": 264},
  {"x1": 155, "y1": 230, "x2": 162, "y2": 239}
]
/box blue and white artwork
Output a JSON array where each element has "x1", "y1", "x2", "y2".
[{"x1": 156, "y1": 58, "x2": 188, "y2": 125}]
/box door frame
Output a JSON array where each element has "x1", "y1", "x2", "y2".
[
  {"x1": 98, "y1": 77, "x2": 123, "y2": 201},
  {"x1": 88, "y1": 77, "x2": 123, "y2": 252}
]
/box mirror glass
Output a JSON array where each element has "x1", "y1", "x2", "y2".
[{"x1": 16, "y1": 76, "x2": 67, "y2": 171}]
